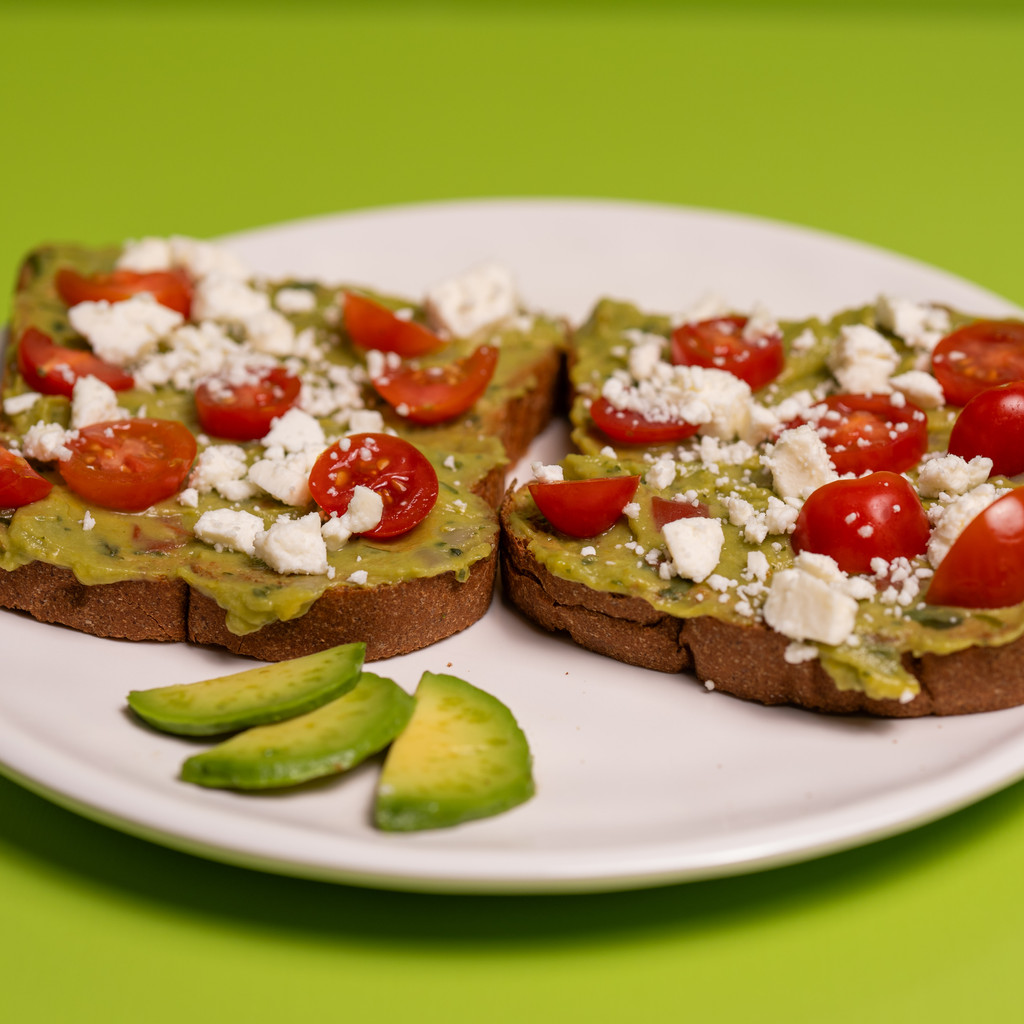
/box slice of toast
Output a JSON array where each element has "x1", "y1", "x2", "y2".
[
  {"x1": 499, "y1": 296, "x2": 1024, "y2": 716},
  {"x1": 0, "y1": 239, "x2": 566, "y2": 661}
]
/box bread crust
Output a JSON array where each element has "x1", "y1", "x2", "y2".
[{"x1": 499, "y1": 492, "x2": 1024, "y2": 717}]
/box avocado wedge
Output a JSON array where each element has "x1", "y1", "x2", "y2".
[
  {"x1": 374, "y1": 671, "x2": 535, "y2": 831},
  {"x1": 126, "y1": 642, "x2": 365, "y2": 736},
  {"x1": 180, "y1": 671, "x2": 414, "y2": 789}
]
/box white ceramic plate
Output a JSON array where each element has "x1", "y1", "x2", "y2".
[{"x1": 3, "y1": 198, "x2": 1024, "y2": 895}]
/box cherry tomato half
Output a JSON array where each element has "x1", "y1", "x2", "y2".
[
  {"x1": 588, "y1": 396, "x2": 701, "y2": 446},
  {"x1": 927, "y1": 489, "x2": 1024, "y2": 608},
  {"x1": 371, "y1": 345, "x2": 499, "y2": 425},
  {"x1": 947, "y1": 380, "x2": 1024, "y2": 478},
  {"x1": 56, "y1": 267, "x2": 193, "y2": 319},
  {"x1": 194, "y1": 367, "x2": 302, "y2": 441},
  {"x1": 931, "y1": 320, "x2": 1024, "y2": 407},
  {"x1": 308, "y1": 433, "x2": 438, "y2": 538},
  {"x1": 59, "y1": 418, "x2": 197, "y2": 512},
  {"x1": 787, "y1": 393, "x2": 928, "y2": 476},
  {"x1": 0, "y1": 445, "x2": 53, "y2": 508},
  {"x1": 651, "y1": 495, "x2": 710, "y2": 530},
  {"x1": 529, "y1": 475, "x2": 640, "y2": 538},
  {"x1": 791, "y1": 472, "x2": 930, "y2": 576},
  {"x1": 343, "y1": 292, "x2": 446, "y2": 357},
  {"x1": 16, "y1": 327, "x2": 135, "y2": 398},
  {"x1": 671, "y1": 315, "x2": 784, "y2": 391}
]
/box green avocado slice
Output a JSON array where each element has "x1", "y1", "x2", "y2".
[
  {"x1": 126, "y1": 642, "x2": 365, "y2": 736},
  {"x1": 180, "y1": 671, "x2": 414, "y2": 789},
  {"x1": 374, "y1": 671, "x2": 535, "y2": 831}
]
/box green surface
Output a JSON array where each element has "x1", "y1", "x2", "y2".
[{"x1": 3, "y1": 2, "x2": 1024, "y2": 1021}]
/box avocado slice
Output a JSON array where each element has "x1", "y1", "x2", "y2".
[
  {"x1": 179, "y1": 671, "x2": 414, "y2": 789},
  {"x1": 126, "y1": 642, "x2": 365, "y2": 736},
  {"x1": 374, "y1": 671, "x2": 535, "y2": 831}
]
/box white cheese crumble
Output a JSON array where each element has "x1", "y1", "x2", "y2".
[
  {"x1": 828, "y1": 323, "x2": 899, "y2": 394},
  {"x1": 70, "y1": 376, "x2": 130, "y2": 429},
  {"x1": 321, "y1": 486, "x2": 384, "y2": 550},
  {"x1": 193, "y1": 508, "x2": 265, "y2": 557},
  {"x1": 261, "y1": 407, "x2": 326, "y2": 453},
  {"x1": 253, "y1": 512, "x2": 329, "y2": 575},
  {"x1": 875, "y1": 295, "x2": 951, "y2": 352},
  {"x1": 68, "y1": 293, "x2": 183, "y2": 366},
  {"x1": 274, "y1": 287, "x2": 318, "y2": 314},
  {"x1": 21, "y1": 421, "x2": 76, "y2": 462},
  {"x1": 762, "y1": 564, "x2": 858, "y2": 646},
  {"x1": 890, "y1": 369, "x2": 945, "y2": 409},
  {"x1": 761, "y1": 424, "x2": 837, "y2": 501},
  {"x1": 4, "y1": 392, "x2": 39, "y2": 416},
  {"x1": 531, "y1": 462, "x2": 564, "y2": 484},
  {"x1": 661, "y1": 516, "x2": 725, "y2": 582},
  {"x1": 424, "y1": 264, "x2": 518, "y2": 337},
  {"x1": 916, "y1": 453, "x2": 992, "y2": 499},
  {"x1": 189, "y1": 444, "x2": 257, "y2": 502}
]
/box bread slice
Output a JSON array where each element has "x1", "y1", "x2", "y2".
[
  {"x1": 500, "y1": 495, "x2": 1024, "y2": 716},
  {"x1": 498, "y1": 296, "x2": 1024, "y2": 717},
  {"x1": 0, "y1": 240, "x2": 566, "y2": 661}
]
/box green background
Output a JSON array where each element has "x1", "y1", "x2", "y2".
[{"x1": 3, "y1": 2, "x2": 1024, "y2": 1020}]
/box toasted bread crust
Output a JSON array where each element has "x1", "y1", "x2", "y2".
[{"x1": 499, "y1": 492, "x2": 1024, "y2": 717}]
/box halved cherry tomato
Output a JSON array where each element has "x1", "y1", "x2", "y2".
[
  {"x1": 529, "y1": 475, "x2": 640, "y2": 538},
  {"x1": 343, "y1": 292, "x2": 446, "y2": 357},
  {"x1": 651, "y1": 495, "x2": 710, "y2": 529},
  {"x1": 56, "y1": 267, "x2": 193, "y2": 318},
  {"x1": 194, "y1": 367, "x2": 302, "y2": 441},
  {"x1": 308, "y1": 432, "x2": 438, "y2": 538},
  {"x1": 671, "y1": 315, "x2": 784, "y2": 391},
  {"x1": 791, "y1": 472, "x2": 930, "y2": 576},
  {"x1": 932, "y1": 320, "x2": 1024, "y2": 407},
  {"x1": 16, "y1": 327, "x2": 135, "y2": 398},
  {"x1": 0, "y1": 446, "x2": 53, "y2": 508},
  {"x1": 786, "y1": 394, "x2": 928, "y2": 476},
  {"x1": 948, "y1": 380, "x2": 1024, "y2": 478},
  {"x1": 59, "y1": 418, "x2": 197, "y2": 512},
  {"x1": 927, "y1": 488, "x2": 1024, "y2": 608},
  {"x1": 589, "y1": 396, "x2": 701, "y2": 446},
  {"x1": 371, "y1": 345, "x2": 498, "y2": 425}
]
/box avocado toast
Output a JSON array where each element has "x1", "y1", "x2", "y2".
[{"x1": 0, "y1": 237, "x2": 566, "y2": 660}]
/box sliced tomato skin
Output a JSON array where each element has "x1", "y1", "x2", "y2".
[
  {"x1": 790, "y1": 472, "x2": 930, "y2": 576},
  {"x1": 529, "y1": 475, "x2": 640, "y2": 538},
  {"x1": 651, "y1": 494, "x2": 709, "y2": 529},
  {"x1": 56, "y1": 267, "x2": 193, "y2": 318},
  {"x1": 932, "y1": 320, "x2": 1024, "y2": 407},
  {"x1": 0, "y1": 446, "x2": 53, "y2": 508},
  {"x1": 787, "y1": 393, "x2": 928, "y2": 476},
  {"x1": 194, "y1": 367, "x2": 302, "y2": 441},
  {"x1": 343, "y1": 292, "x2": 446, "y2": 357},
  {"x1": 589, "y1": 396, "x2": 701, "y2": 445},
  {"x1": 59, "y1": 418, "x2": 197, "y2": 512},
  {"x1": 947, "y1": 381, "x2": 1024, "y2": 478},
  {"x1": 671, "y1": 315, "x2": 784, "y2": 391},
  {"x1": 16, "y1": 327, "x2": 135, "y2": 398},
  {"x1": 308, "y1": 432, "x2": 438, "y2": 539},
  {"x1": 927, "y1": 489, "x2": 1024, "y2": 608},
  {"x1": 371, "y1": 345, "x2": 498, "y2": 425}
]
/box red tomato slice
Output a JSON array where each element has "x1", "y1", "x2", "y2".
[
  {"x1": 790, "y1": 472, "x2": 930, "y2": 576},
  {"x1": 59, "y1": 418, "x2": 197, "y2": 512},
  {"x1": 16, "y1": 327, "x2": 135, "y2": 398},
  {"x1": 947, "y1": 381, "x2": 1024, "y2": 478},
  {"x1": 371, "y1": 345, "x2": 498, "y2": 425},
  {"x1": 671, "y1": 315, "x2": 784, "y2": 391},
  {"x1": 529, "y1": 475, "x2": 640, "y2": 538},
  {"x1": 0, "y1": 445, "x2": 53, "y2": 508},
  {"x1": 194, "y1": 367, "x2": 302, "y2": 441},
  {"x1": 932, "y1": 320, "x2": 1024, "y2": 406},
  {"x1": 787, "y1": 394, "x2": 928, "y2": 476},
  {"x1": 56, "y1": 267, "x2": 193, "y2": 318},
  {"x1": 589, "y1": 396, "x2": 701, "y2": 445},
  {"x1": 651, "y1": 495, "x2": 710, "y2": 529},
  {"x1": 927, "y1": 489, "x2": 1024, "y2": 608},
  {"x1": 308, "y1": 432, "x2": 438, "y2": 538},
  {"x1": 343, "y1": 292, "x2": 446, "y2": 357}
]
